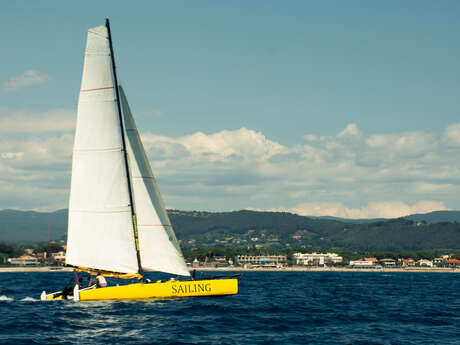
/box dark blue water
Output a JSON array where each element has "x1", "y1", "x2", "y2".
[{"x1": 0, "y1": 271, "x2": 459, "y2": 344}]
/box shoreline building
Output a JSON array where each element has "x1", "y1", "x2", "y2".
[
  {"x1": 293, "y1": 253, "x2": 343, "y2": 266},
  {"x1": 349, "y1": 258, "x2": 379, "y2": 268},
  {"x1": 7, "y1": 255, "x2": 39, "y2": 266},
  {"x1": 416, "y1": 259, "x2": 433, "y2": 267},
  {"x1": 235, "y1": 255, "x2": 287, "y2": 268},
  {"x1": 380, "y1": 258, "x2": 396, "y2": 267}
]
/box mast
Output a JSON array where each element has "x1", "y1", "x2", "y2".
[{"x1": 105, "y1": 18, "x2": 143, "y2": 276}]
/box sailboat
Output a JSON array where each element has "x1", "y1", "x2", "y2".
[{"x1": 40, "y1": 19, "x2": 238, "y2": 301}]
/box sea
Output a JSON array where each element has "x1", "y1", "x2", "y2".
[{"x1": 0, "y1": 271, "x2": 459, "y2": 345}]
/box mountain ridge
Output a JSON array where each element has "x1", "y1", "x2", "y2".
[{"x1": 1, "y1": 209, "x2": 459, "y2": 251}]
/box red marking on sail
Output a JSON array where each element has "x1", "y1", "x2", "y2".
[
  {"x1": 80, "y1": 86, "x2": 114, "y2": 92},
  {"x1": 74, "y1": 146, "x2": 122, "y2": 152},
  {"x1": 71, "y1": 210, "x2": 130, "y2": 214}
]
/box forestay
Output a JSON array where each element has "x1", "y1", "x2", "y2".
[
  {"x1": 66, "y1": 25, "x2": 139, "y2": 274},
  {"x1": 119, "y1": 86, "x2": 190, "y2": 277}
]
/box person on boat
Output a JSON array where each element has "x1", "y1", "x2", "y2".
[
  {"x1": 57, "y1": 284, "x2": 74, "y2": 299},
  {"x1": 56, "y1": 277, "x2": 81, "y2": 299},
  {"x1": 96, "y1": 272, "x2": 107, "y2": 288}
]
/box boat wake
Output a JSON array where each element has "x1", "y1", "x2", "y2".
[
  {"x1": 0, "y1": 295, "x2": 41, "y2": 302},
  {"x1": 21, "y1": 297, "x2": 39, "y2": 302}
]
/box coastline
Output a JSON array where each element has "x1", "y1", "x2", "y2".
[
  {"x1": 194, "y1": 266, "x2": 460, "y2": 273},
  {"x1": 0, "y1": 266, "x2": 74, "y2": 272},
  {"x1": 0, "y1": 266, "x2": 458, "y2": 273}
]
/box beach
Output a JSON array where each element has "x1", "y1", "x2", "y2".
[{"x1": 0, "y1": 266, "x2": 458, "y2": 273}]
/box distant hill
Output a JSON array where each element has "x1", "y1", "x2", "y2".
[
  {"x1": 0, "y1": 209, "x2": 67, "y2": 243},
  {"x1": 313, "y1": 216, "x2": 387, "y2": 223},
  {"x1": 405, "y1": 210, "x2": 460, "y2": 224},
  {"x1": 169, "y1": 210, "x2": 460, "y2": 252},
  {"x1": 1, "y1": 208, "x2": 459, "y2": 251},
  {"x1": 315, "y1": 210, "x2": 460, "y2": 224}
]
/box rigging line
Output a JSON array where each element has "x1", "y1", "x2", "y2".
[{"x1": 106, "y1": 18, "x2": 143, "y2": 277}]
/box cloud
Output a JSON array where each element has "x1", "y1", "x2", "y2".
[
  {"x1": 1, "y1": 70, "x2": 50, "y2": 92},
  {"x1": 133, "y1": 124, "x2": 459, "y2": 214},
  {"x1": 152, "y1": 109, "x2": 164, "y2": 118},
  {"x1": 274, "y1": 200, "x2": 448, "y2": 219},
  {"x1": 0, "y1": 132, "x2": 73, "y2": 210},
  {"x1": 303, "y1": 134, "x2": 318, "y2": 141},
  {"x1": 443, "y1": 123, "x2": 460, "y2": 146},
  {"x1": 179, "y1": 128, "x2": 287, "y2": 162},
  {"x1": 0, "y1": 108, "x2": 75, "y2": 206},
  {"x1": 1, "y1": 121, "x2": 460, "y2": 215},
  {"x1": 142, "y1": 128, "x2": 286, "y2": 163},
  {"x1": 0, "y1": 108, "x2": 75, "y2": 133},
  {"x1": 337, "y1": 123, "x2": 362, "y2": 137}
]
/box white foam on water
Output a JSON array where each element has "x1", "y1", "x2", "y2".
[
  {"x1": 0, "y1": 295, "x2": 13, "y2": 301},
  {"x1": 21, "y1": 297, "x2": 38, "y2": 302}
]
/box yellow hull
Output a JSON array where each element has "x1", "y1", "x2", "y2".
[{"x1": 44, "y1": 278, "x2": 238, "y2": 301}]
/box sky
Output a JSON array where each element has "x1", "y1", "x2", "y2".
[{"x1": 1, "y1": 1, "x2": 460, "y2": 218}]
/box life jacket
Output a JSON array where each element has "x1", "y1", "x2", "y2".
[{"x1": 96, "y1": 275, "x2": 107, "y2": 288}]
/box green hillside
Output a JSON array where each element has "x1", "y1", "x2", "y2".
[
  {"x1": 1, "y1": 209, "x2": 460, "y2": 252},
  {"x1": 405, "y1": 210, "x2": 460, "y2": 223},
  {"x1": 169, "y1": 210, "x2": 460, "y2": 251},
  {"x1": 0, "y1": 209, "x2": 67, "y2": 243}
]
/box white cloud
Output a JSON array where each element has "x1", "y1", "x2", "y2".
[
  {"x1": 1, "y1": 70, "x2": 50, "y2": 92},
  {"x1": 1, "y1": 121, "x2": 460, "y2": 215},
  {"x1": 152, "y1": 109, "x2": 164, "y2": 118},
  {"x1": 443, "y1": 123, "x2": 460, "y2": 146},
  {"x1": 276, "y1": 200, "x2": 448, "y2": 219},
  {"x1": 337, "y1": 123, "x2": 361, "y2": 137},
  {"x1": 0, "y1": 131, "x2": 73, "y2": 210},
  {"x1": 0, "y1": 108, "x2": 75, "y2": 133},
  {"x1": 180, "y1": 128, "x2": 287, "y2": 161},
  {"x1": 410, "y1": 182, "x2": 454, "y2": 194},
  {"x1": 0, "y1": 152, "x2": 24, "y2": 159},
  {"x1": 303, "y1": 134, "x2": 317, "y2": 141},
  {"x1": 132, "y1": 123, "x2": 459, "y2": 214},
  {"x1": 142, "y1": 127, "x2": 286, "y2": 163}
]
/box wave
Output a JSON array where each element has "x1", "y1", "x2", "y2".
[{"x1": 0, "y1": 295, "x2": 13, "y2": 301}]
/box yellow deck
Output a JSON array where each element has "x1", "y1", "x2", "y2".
[{"x1": 45, "y1": 278, "x2": 238, "y2": 301}]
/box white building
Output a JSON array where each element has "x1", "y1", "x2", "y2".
[
  {"x1": 293, "y1": 252, "x2": 343, "y2": 266},
  {"x1": 235, "y1": 255, "x2": 287, "y2": 268},
  {"x1": 349, "y1": 260, "x2": 378, "y2": 268},
  {"x1": 50, "y1": 251, "x2": 66, "y2": 264},
  {"x1": 417, "y1": 259, "x2": 433, "y2": 267},
  {"x1": 380, "y1": 259, "x2": 396, "y2": 267},
  {"x1": 8, "y1": 255, "x2": 39, "y2": 266}
]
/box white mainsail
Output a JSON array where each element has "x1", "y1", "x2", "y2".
[
  {"x1": 66, "y1": 23, "x2": 190, "y2": 278},
  {"x1": 120, "y1": 86, "x2": 190, "y2": 277},
  {"x1": 66, "y1": 25, "x2": 139, "y2": 274}
]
